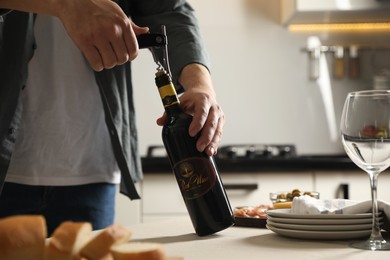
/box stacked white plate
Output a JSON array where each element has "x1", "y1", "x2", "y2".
[{"x1": 266, "y1": 208, "x2": 382, "y2": 240}]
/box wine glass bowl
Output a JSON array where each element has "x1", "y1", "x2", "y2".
[{"x1": 340, "y1": 90, "x2": 390, "y2": 250}]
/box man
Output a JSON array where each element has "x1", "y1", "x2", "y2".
[{"x1": 0, "y1": 0, "x2": 224, "y2": 235}]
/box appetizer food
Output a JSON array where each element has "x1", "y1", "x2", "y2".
[
  {"x1": 234, "y1": 204, "x2": 273, "y2": 219},
  {"x1": 270, "y1": 189, "x2": 319, "y2": 209}
]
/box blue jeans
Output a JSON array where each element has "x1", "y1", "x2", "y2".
[{"x1": 0, "y1": 182, "x2": 116, "y2": 236}]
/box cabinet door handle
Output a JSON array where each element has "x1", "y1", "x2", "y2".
[
  {"x1": 338, "y1": 183, "x2": 349, "y2": 199},
  {"x1": 224, "y1": 183, "x2": 258, "y2": 191}
]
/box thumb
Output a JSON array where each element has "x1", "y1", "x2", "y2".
[
  {"x1": 131, "y1": 22, "x2": 149, "y2": 35},
  {"x1": 156, "y1": 113, "x2": 167, "y2": 126}
]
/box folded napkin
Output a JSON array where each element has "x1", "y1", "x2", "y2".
[{"x1": 291, "y1": 195, "x2": 390, "y2": 230}]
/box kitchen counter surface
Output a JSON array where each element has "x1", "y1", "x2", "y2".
[
  {"x1": 126, "y1": 217, "x2": 389, "y2": 260},
  {"x1": 141, "y1": 154, "x2": 360, "y2": 173}
]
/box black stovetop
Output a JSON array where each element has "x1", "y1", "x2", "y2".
[{"x1": 141, "y1": 144, "x2": 358, "y2": 173}]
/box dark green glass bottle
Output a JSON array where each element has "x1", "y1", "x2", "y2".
[{"x1": 155, "y1": 69, "x2": 234, "y2": 236}]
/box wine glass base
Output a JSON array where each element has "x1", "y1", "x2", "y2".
[{"x1": 350, "y1": 239, "x2": 390, "y2": 251}]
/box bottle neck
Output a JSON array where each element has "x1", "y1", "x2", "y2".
[{"x1": 155, "y1": 70, "x2": 181, "y2": 113}]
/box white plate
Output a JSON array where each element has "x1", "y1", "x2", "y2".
[
  {"x1": 267, "y1": 219, "x2": 374, "y2": 231},
  {"x1": 267, "y1": 215, "x2": 381, "y2": 225},
  {"x1": 266, "y1": 224, "x2": 371, "y2": 240},
  {"x1": 267, "y1": 208, "x2": 374, "y2": 219}
]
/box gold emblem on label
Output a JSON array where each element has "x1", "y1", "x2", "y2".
[{"x1": 179, "y1": 162, "x2": 194, "y2": 178}]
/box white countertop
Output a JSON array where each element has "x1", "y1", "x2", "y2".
[{"x1": 125, "y1": 217, "x2": 390, "y2": 260}]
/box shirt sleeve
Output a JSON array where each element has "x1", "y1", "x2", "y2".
[
  {"x1": 128, "y1": 0, "x2": 211, "y2": 92},
  {"x1": 0, "y1": 9, "x2": 12, "y2": 21}
]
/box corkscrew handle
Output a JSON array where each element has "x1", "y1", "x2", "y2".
[
  {"x1": 136, "y1": 25, "x2": 172, "y2": 76},
  {"x1": 137, "y1": 33, "x2": 166, "y2": 49}
]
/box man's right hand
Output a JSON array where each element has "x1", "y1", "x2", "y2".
[
  {"x1": 56, "y1": 0, "x2": 148, "y2": 71},
  {"x1": 0, "y1": 0, "x2": 148, "y2": 71}
]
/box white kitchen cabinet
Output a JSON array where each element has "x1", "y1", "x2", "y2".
[
  {"x1": 140, "y1": 172, "x2": 315, "y2": 223},
  {"x1": 220, "y1": 172, "x2": 314, "y2": 209},
  {"x1": 314, "y1": 171, "x2": 390, "y2": 202},
  {"x1": 136, "y1": 170, "x2": 390, "y2": 222},
  {"x1": 121, "y1": 170, "x2": 390, "y2": 224}
]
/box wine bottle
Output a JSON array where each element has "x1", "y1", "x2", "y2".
[{"x1": 155, "y1": 69, "x2": 234, "y2": 236}]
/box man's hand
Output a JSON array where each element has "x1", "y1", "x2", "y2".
[
  {"x1": 0, "y1": 0, "x2": 148, "y2": 70},
  {"x1": 156, "y1": 64, "x2": 225, "y2": 156},
  {"x1": 56, "y1": 0, "x2": 148, "y2": 71}
]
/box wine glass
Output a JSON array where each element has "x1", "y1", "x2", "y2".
[{"x1": 340, "y1": 90, "x2": 390, "y2": 250}]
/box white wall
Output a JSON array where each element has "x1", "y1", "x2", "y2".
[{"x1": 131, "y1": 0, "x2": 390, "y2": 156}]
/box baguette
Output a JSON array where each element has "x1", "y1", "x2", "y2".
[
  {"x1": 110, "y1": 242, "x2": 166, "y2": 260},
  {"x1": 0, "y1": 215, "x2": 47, "y2": 260},
  {"x1": 45, "y1": 221, "x2": 92, "y2": 260},
  {"x1": 0, "y1": 216, "x2": 173, "y2": 260},
  {"x1": 79, "y1": 224, "x2": 132, "y2": 260}
]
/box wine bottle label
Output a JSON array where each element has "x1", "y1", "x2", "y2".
[
  {"x1": 158, "y1": 84, "x2": 179, "y2": 107},
  {"x1": 173, "y1": 157, "x2": 217, "y2": 199}
]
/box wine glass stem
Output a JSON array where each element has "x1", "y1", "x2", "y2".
[{"x1": 369, "y1": 172, "x2": 383, "y2": 240}]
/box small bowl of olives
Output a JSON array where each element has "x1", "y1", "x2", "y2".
[{"x1": 270, "y1": 189, "x2": 319, "y2": 208}]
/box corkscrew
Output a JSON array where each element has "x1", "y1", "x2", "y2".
[{"x1": 136, "y1": 25, "x2": 172, "y2": 76}]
